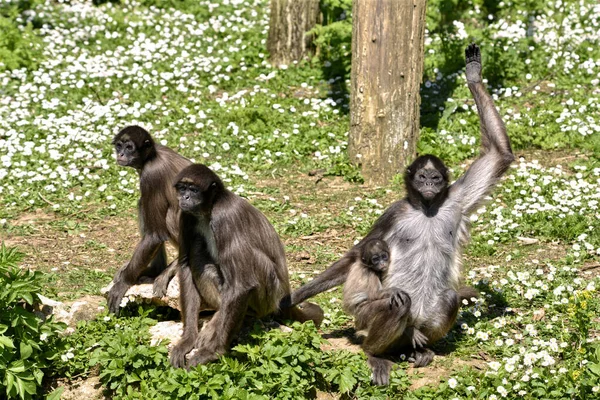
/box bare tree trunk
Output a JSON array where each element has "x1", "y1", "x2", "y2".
[
  {"x1": 267, "y1": 0, "x2": 321, "y2": 66},
  {"x1": 349, "y1": 0, "x2": 427, "y2": 186}
]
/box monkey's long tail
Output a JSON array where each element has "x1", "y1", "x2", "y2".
[
  {"x1": 278, "y1": 296, "x2": 324, "y2": 327},
  {"x1": 458, "y1": 285, "x2": 480, "y2": 306},
  {"x1": 288, "y1": 255, "x2": 355, "y2": 306}
]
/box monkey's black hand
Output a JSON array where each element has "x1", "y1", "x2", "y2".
[
  {"x1": 411, "y1": 328, "x2": 429, "y2": 348},
  {"x1": 388, "y1": 289, "x2": 411, "y2": 311},
  {"x1": 465, "y1": 43, "x2": 482, "y2": 84},
  {"x1": 106, "y1": 281, "x2": 130, "y2": 315}
]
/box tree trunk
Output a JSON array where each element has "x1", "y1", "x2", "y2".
[
  {"x1": 349, "y1": 0, "x2": 427, "y2": 186},
  {"x1": 267, "y1": 0, "x2": 321, "y2": 66}
]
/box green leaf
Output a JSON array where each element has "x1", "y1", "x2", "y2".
[
  {"x1": 588, "y1": 363, "x2": 600, "y2": 376},
  {"x1": 338, "y1": 369, "x2": 357, "y2": 393},
  {"x1": 46, "y1": 387, "x2": 64, "y2": 400},
  {"x1": 15, "y1": 377, "x2": 26, "y2": 400},
  {"x1": 9, "y1": 359, "x2": 26, "y2": 373},
  {"x1": 0, "y1": 335, "x2": 14, "y2": 348},
  {"x1": 20, "y1": 342, "x2": 32, "y2": 359}
]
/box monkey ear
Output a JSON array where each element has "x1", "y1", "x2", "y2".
[
  {"x1": 143, "y1": 139, "x2": 151, "y2": 147},
  {"x1": 210, "y1": 182, "x2": 218, "y2": 189}
]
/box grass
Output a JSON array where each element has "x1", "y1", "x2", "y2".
[{"x1": 0, "y1": 0, "x2": 599, "y2": 398}]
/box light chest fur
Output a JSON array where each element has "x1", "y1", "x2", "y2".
[
  {"x1": 383, "y1": 198, "x2": 468, "y2": 321},
  {"x1": 190, "y1": 217, "x2": 221, "y2": 309}
]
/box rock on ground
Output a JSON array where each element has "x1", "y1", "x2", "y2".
[
  {"x1": 100, "y1": 276, "x2": 181, "y2": 310},
  {"x1": 37, "y1": 295, "x2": 105, "y2": 329},
  {"x1": 59, "y1": 375, "x2": 106, "y2": 400}
]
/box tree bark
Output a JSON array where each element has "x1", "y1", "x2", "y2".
[
  {"x1": 267, "y1": 0, "x2": 321, "y2": 66},
  {"x1": 349, "y1": 0, "x2": 427, "y2": 186}
]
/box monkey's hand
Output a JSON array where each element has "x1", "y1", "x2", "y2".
[
  {"x1": 408, "y1": 348, "x2": 435, "y2": 368},
  {"x1": 387, "y1": 288, "x2": 411, "y2": 312},
  {"x1": 107, "y1": 281, "x2": 130, "y2": 315},
  {"x1": 465, "y1": 43, "x2": 482, "y2": 84},
  {"x1": 411, "y1": 328, "x2": 429, "y2": 349}
]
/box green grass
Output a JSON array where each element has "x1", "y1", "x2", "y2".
[{"x1": 0, "y1": 0, "x2": 599, "y2": 398}]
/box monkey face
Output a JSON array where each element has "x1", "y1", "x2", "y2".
[
  {"x1": 114, "y1": 139, "x2": 139, "y2": 167},
  {"x1": 405, "y1": 155, "x2": 449, "y2": 205},
  {"x1": 369, "y1": 251, "x2": 389, "y2": 272},
  {"x1": 113, "y1": 126, "x2": 155, "y2": 170},
  {"x1": 113, "y1": 137, "x2": 152, "y2": 169},
  {"x1": 174, "y1": 165, "x2": 224, "y2": 216},
  {"x1": 411, "y1": 166, "x2": 446, "y2": 200},
  {"x1": 175, "y1": 182, "x2": 204, "y2": 214}
]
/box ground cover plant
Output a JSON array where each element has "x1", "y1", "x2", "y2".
[{"x1": 0, "y1": 0, "x2": 599, "y2": 398}]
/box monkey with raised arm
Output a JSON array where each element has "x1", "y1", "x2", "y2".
[{"x1": 288, "y1": 43, "x2": 513, "y2": 385}]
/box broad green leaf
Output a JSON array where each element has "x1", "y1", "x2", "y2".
[
  {"x1": 20, "y1": 342, "x2": 32, "y2": 359},
  {"x1": 0, "y1": 335, "x2": 14, "y2": 348},
  {"x1": 46, "y1": 387, "x2": 64, "y2": 400}
]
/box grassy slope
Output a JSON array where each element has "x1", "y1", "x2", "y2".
[{"x1": 0, "y1": 0, "x2": 599, "y2": 398}]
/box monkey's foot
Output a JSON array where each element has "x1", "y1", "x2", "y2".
[
  {"x1": 170, "y1": 335, "x2": 197, "y2": 369},
  {"x1": 367, "y1": 354, "x2": 394, "y2": 386},
  {"x1": 152, "y1": 273, "x2": 172, "y2": 297},
  {"x1": 408, "y1": 348, "x2": 435, "y2": 368},
  {"x1": 106, "y1": 281, "x2": 131, "y2": 315},
  {"x1": 465, "y1": 43, "x2": 482, "y2": 83},
  {"x1": 187, "y1": 348, "x2": 219, "y2": 368}
]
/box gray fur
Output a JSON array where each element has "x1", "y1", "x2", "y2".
[{"x1": 290, "y1": 44, "x2": 514, "y2": 384}]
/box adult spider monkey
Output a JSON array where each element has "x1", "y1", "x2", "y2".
[
  {"x1": 107, "y1": 126, "x2": 191, "y2": 314},
  {"x1": 170, "y1": 164, "x2": 323, "y2": 368},
  {"x1": 288, "y1": 43, "x2": 514, "y2": 385}
]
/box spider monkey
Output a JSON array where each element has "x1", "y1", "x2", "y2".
[
  {"x1": 170, "y1": 164, "x2": 323, "y2": 368},
  {"x1": 107, "y1": 126, "x2": 191, "y2": 314},
  {"x1": 288, "y1": 43, "x2": 514, "y2": 385}
]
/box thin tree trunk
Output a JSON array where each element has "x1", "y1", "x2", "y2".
[
  {"x1": 267, "y1": 0, "x2": 321, "y2": 66},
  {"x1": 349, "y1": 0, "x2": 427, "y2": 185}
]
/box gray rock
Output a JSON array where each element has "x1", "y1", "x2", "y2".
[
  {"x1": 37, "y1": 295, "x2": 105, "y2": 328},
  {"x1": 101, "y1": 276, "x2": 181, "y2": 310}
]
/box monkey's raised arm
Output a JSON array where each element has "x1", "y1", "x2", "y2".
[{"x1": 450, "y1": 44, "x2": 515, "y2": 215}]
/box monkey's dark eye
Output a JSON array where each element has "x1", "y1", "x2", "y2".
[
  {"x1": 190, "y1": 187, "x2": 199, "y2": 194},
  {"x1": 371, "y1": 255, "x2": 380, "y2": 264},
  {"x1": 126, "y1": 144, "x2": 134, "y2": 151},
  {"x1": 418, "y1": 174, "x2": 426, "y2": 182},
  {"x1": 432, "y1": 176, "x2": 441, "y2": 182},
  {"x1": 380, "y1": 253, "x2": 389, "y2": 262},
  {"x1": 115, "y1": 144, "x2": 122, "y2": 151}
]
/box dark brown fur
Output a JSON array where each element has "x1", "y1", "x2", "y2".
[
  {"x1": 170, "y1": 164, "x2": 323, "y2": 369},
  {"x1": 107, "y1": 126, "x2": 191, "y2": 314}
]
